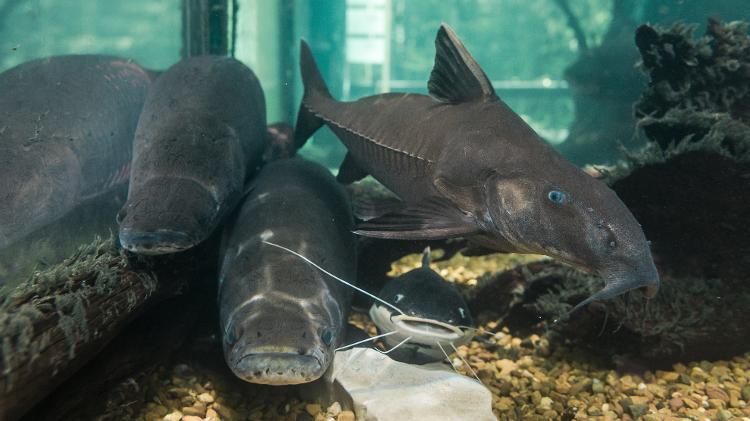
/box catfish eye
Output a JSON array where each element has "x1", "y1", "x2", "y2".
[
  {"x1": 320, "y1": 329, "x2": 333, "y2": 346},
  {"x1": 547, "y1": 190, "x2": 566, "y2": 204}
]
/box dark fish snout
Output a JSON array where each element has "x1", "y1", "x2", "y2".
[
  {"x1": 118, "y1": 229, "x2": 195, "y2": 255},
  {"x1": 118, "y1": 177, "x2": 220, "y2": 254},
  {"x1": 230, "y1": 350, "x2": 325, "y2": 385}
]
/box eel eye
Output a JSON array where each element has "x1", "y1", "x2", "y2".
[
  {"x1": 547, "y1": 190, "x2": 566, "y2": 204},
  {"x1": 321, "y1": 329, "x2": 333, "y2": 346},
  {"x1": 226, "y1": 324, "x2": 242, "y2": 346}
]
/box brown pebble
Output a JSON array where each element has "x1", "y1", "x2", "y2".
[
  {"x1": 669, "y1": 397, "x2": 684, "y2": 411},
  {"x1": 337, "y1": 411, "x2": 355, "y2": 421},
  {"x1": 197, "y1": 392, "x2": 214, "y2": 404},
  {"x1": 163, "y1": 412, "x2": 182, "y2": 421},
  {"x1": 205, "y1": 408, "x2": 220, "y2": 421},
  {"x1": 181, "y1": 405, "x2": 205, "y2": 417},
  {"x1": 306, "y1": 404, "x2": 322, "y2": 416},
  {"x1": 707, "y1": 385, "x2": 730, "y2": 402}
]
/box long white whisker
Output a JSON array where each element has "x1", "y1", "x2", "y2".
[
  {"x1": 374, "y1": 336, "x2": 412, "y2": 355},
  {"x1": 437, "y1": 341, "x2": 460, "y2": 375},
  {"x1": 335, "y1": 331, "x2": 398, "y2": 352},
  {"x1": 263, "y1": 240, "x2": 405, "y2": 315},
  {"x1": 450, "y1": 341, "x2": 481, "y2": 383}
]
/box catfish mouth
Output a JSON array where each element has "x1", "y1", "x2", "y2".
[
  {"x1": 391, "y1": 314, "x2": 468, "y2": 341},
  {"x1": 369, "y1": 304, "x2": 471, "y2": 346},
  {"x1": 118, "y1": 228, "x2": 197, "y2": 255},
  {"x1": 229, "y1": 348, "x2": 327, "y2": 385}
]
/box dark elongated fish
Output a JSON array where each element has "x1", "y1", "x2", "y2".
[
  {"x1": 370, "y1": 247, "x2": 474, "y2": 364},
  {"x1": 118, "y1": 56, "x2": 267, "y2": 254},
  {"x1": 0, "y1": 55, "x2": 152, "y2": 249},
  {"x1": 295, "y1": 24, "x2": 660, "y2": 310},
  {"x1": 218, "y1": 157, "x2": 355, "y2": 385}
]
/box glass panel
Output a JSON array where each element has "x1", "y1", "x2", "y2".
[{"x1": 0, "y1": 0, "x2": 181, "y2": 72}]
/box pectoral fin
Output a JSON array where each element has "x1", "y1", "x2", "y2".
[{"x1": 354, "y1": 196, "x2": 479, "y2": 240}]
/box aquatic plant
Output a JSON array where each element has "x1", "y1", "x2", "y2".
[{"x1": 633, "y1": 19, "x2": 750, "y2": 161}]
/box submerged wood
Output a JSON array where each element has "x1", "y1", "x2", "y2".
[{"x1": 0, "y1": 237, "x2": 189, "y2": 421}]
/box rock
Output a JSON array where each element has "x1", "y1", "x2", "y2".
[
  {"x1": 707, "y1": 385, "x2": 730, "y2": 402},
  {"x1": 182, "y1": 416, "x2": 203, "y2": 421},
  {"x1": 661, "y1": 372, "x2": 680, "y2": 382},
  {"x1": 182, "y1": 405, "x2": 205, "y2": 417},
  {"x1": 742, "y1": 385, "x2": 750, "y2": 402},
  {"x1": 337, "y1": 411, "x2": 355, "y2": 421},
  {"x1": 205, "y1": 408, "x2": 220, "y2": 421},
  {"x1": 592, "y1": 378, "x2": 605, "y2": 393},
  {"x1": 330, "y1": 348, "x2": 495, "y2": 421},
  {"x1": 212, "y1": 403, "x2": 239, "y2": 420},
  {"x1": 163, "y1": 411, "x2": 182, "y2": 421},
  {"x1": 326, "y1": 402, "x2": 341, "y2": 417},
  {"x1": 626, "y1": 404, "x2": 648, "y2": 418},
  {"x1": 717, "y1": 409, "x2": 734, "y2": 421},
  {"x1": 495, "y1": 359, "x2": 518, "y2": 378},
  {"x1": 305, "y1": 404, "x2": 322, "y2": 416},
  {"x1": 669, "y1": 397, "x2": 684, "y2": 411},
  {"x1": 197, "y1": 392, "x2": 214, "y2": 404}
]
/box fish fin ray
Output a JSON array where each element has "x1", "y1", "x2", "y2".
[
  {"x1": 428, "y1": 24, "x2": 497, "y2": 103},
  {"x1": 354, "y1": 196, "x2": 478, "y2": 240},
  {"x1": 337, "y1": 152, "x2": 369, "y2": 184},
  {"x1": 353, "y1": 196, "x2": 405, "y2": 221}
]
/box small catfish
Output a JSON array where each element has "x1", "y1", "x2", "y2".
[
  {"x1": 369, "y1": 247, "x2": 474, "y2": 364},
  {"x1": 295, "y1": 24, "x2": 659, "y2": 310},
  {"x1": 118, "y1": 56, "x2": 267, "y2": 255}
]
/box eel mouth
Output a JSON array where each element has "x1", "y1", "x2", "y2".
[
  {"x1": 119, "y1": 228, "x2": 197, "y2": 255},
  {"x1": 230, "y1": 351, "x2": 325, "y2": 385}
]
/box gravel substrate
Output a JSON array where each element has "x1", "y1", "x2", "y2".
[{"x1": 91, "y1": 251, "x2": 749, "y2": 421}]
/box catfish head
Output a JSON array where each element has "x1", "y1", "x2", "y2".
[{"x1": 475, "y1": 160, "x2": 659, "y2": 312}]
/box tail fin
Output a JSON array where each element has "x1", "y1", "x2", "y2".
[{"x1": 294, "y1": 40, "x2": 332, "y2": 149}]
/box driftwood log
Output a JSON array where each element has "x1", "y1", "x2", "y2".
[{"x1": 0, "y1": 236, "x2": 215, "y2": 421}]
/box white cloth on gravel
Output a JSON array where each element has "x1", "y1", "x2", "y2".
[{"x1": 330, "y1": 348, "x2": 495, "y2": 421}]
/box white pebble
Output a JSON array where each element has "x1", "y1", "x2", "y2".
[{"x1": 327, "y1": 401, "x2": 342, "y2": 417}]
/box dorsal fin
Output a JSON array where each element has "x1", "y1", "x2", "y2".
[
  {"x1": 428, "y1": 23, "x2": 497, "y2": 103},
  {"x1": 421, "y1": 247, "x2": 432, "y2": 268}
]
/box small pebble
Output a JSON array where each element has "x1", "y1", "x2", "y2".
[
  {"x1": 306, "y1": 404, "x2": 322, "y2": 416},
  {"x1": 337, "y1": 411, "x2": 355, "y2": 421},
  {"x1": 163, "y1": 411, "x2": 182, "y2": 421},
  {"x1": 197, "y1": 392, "x2": 214, "y2": 404},
  {"x1": 326, "y1": 402, "x2": 342, "y2": 417}
]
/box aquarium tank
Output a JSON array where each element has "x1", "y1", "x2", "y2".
[{"x1": 0, "y1": 1, "x2": 749, "y2": 420}]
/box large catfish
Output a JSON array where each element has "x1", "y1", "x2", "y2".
[
  {"x1": 118, "y1": 56, "x2": 267, "y2": 254},
  {"x1": 0, "y1": 55, "x2": 152, "y2": 249},
  {"x1": 295, "y1": 24, "x2": 660, "y2": 310}
]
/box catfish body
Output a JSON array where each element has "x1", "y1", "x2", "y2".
[
  {"x1": 218, "y1": 157, "x2": 355, "y2": 385},
  {"x1": 118, "y1": 56, "x2": 267, "y2": 254},
  {"x1": 296, "y1": 24, "x2": 660, "y2": 309},
  {"x1": 370, "y1": 248, "x2": 474, "y2": 364},
  {"x1": 0, "y1": 55, "x2": 152, "y2": 249}
]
